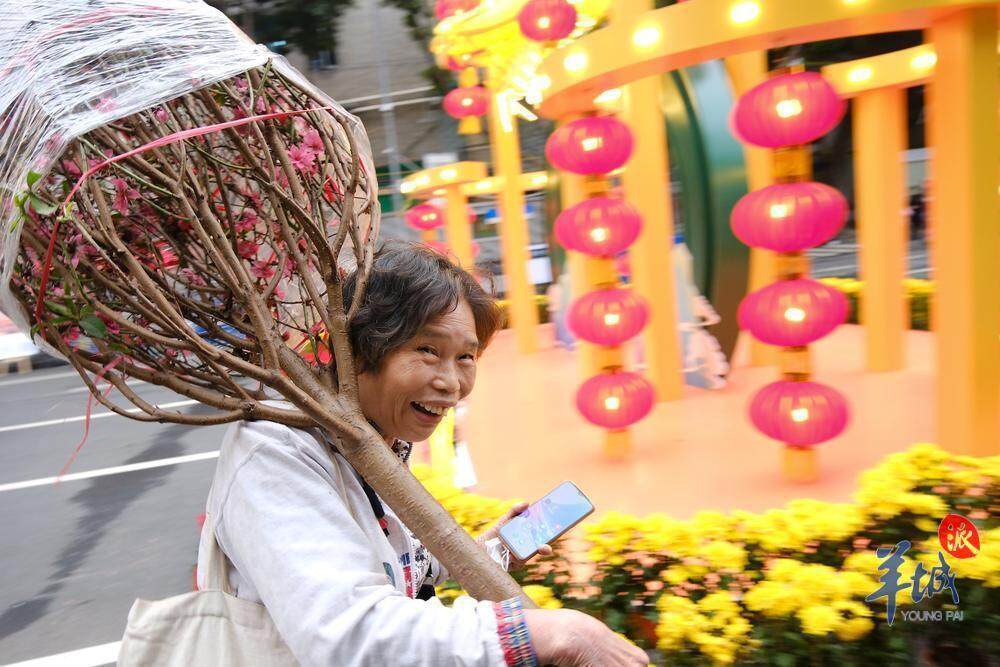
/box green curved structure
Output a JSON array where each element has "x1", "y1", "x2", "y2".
[{"x1": 662, "y1": 60, "x2": 749, "y2": 363}]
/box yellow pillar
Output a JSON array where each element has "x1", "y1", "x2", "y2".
[
  {"x1": 487, "y1": 74, "x2": 538, "y2": 353},
  {"x1": 443, "y1": 186, "x2": 474, "y2": 269},
  {"x1": 428, "y1": 408, "x2": 456, "y2": 483},
  {"x1": 557, "y1": 160, "x2": 598, "y2": 380},
  {"x1": 616, "y1": 0, "x2": 683, "y2": 401},
  {"x1": 783, "y1": 446, "x2": 818, "y2": 484},
  {"x1": 457, "y1": 68, "x2": 482, "y2": 136},
  {"x1": 726, "y1": 51, "x2": 778, "y2": 367},
  {"x1": 853, "y1": 87, "x2": 908, "y2": 372},
  {"x1": 927, "y1": 9, "x2": 1000, "y2": 456}
]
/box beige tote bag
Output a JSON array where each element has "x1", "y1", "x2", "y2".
[{"x1": 117, "y1": 499, "x2": 298, "y2": 666}]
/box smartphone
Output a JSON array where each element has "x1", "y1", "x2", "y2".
[{"x1": 497, "y1": 481, "x2": 595, "y2": 561}]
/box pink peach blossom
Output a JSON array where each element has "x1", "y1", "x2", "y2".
[
  {"x1": 287, "y1": 144, "x2": 316, "y2": 173},
  {"x1": 112, "y1": 178, "x2": 140, "y2": 216}
]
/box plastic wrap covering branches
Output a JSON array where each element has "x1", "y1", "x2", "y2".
[{"x1": 0, "y1": 0, "x2": 382, "y2": 429}]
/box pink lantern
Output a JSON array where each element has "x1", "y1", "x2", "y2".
[
  {"x1": 443, "y1": 86, "x2": 489, "y2": 119},
  {"x1": 749, "y1": 380, "x2": 849, "y2": 446},
  {"x1": 576, "y1": 370, "x2": 655, "y2": 429},
  {"x1": 738, "y1": 279, "x2": 848, "y2": 347},
  {"x1": 425, "y1": 240, "x2": 480, "y2": 259},
  {"x1": 568, "y1": 288, "x2": 649, "y2": 346},
  {"x1": 435, "y1": 0, "x2": 479, "y2": 20},
  {"x1": 732, "y1": 71, "x2": 846, "y2": 148},
  {"x1": 731, "y1": 182, "x2": 848, "y2": 252},
  {"x1": 405, "y1": 204, "x2": 444, "y2": 231},
  {"x1": 545, "y1": 116, "x2": 634, "y2": 175},
  {"x1": 518, "y1": 0, "x2": 577, "y2": 42},
  {"x1": 555, "y1": 196, "x2": 642, "y2": 257}
]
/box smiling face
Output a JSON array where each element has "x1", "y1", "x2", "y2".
[{"x1": 357, "y1": 299, "x2": 479, "y2": 445}]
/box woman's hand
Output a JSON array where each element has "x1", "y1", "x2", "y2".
[
  {"x1": 476, "y1": 501, "x2": 553, "y2": 571},
  {"x1": 523, "y1": 608, "x2": 650, "y2": 667}
]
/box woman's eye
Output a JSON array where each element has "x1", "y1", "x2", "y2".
[
  {"x1": 418, "y1": 346, "x2": 437, "y2": 356},
  {"x1": 459, "y1": 354, "x2": 475, "y2": 361}
]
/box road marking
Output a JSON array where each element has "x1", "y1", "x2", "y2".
[
  {"x1": 3, "y1": 640, "x2": 121, "y2": 667},
  {"x1": 0, "y1": 369, "x2": 78, "y2": 387},
  {"x1": 0, "y1": 399, "x2": 198, "y2": 434},
  {"x1": 0, "y1": 450, "x2": 220, "y2": 493}
]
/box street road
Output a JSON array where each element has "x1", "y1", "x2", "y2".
[
  {"x1": 0, "y1": 368, "x2": 229, "y2": 665},
  {"x1": 809, "y1": 237, "x2": 930, "y2": 279}
]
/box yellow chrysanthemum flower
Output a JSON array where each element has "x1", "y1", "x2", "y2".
[
  {"x1": 836, "y1": 617, "x2": 875, "y2": 641},
  {"x1": 702, "y1": 540, "x2": 748, "y2": 571},
  {"x1": 798, "y1": 604, "x2": 842, "y2": 636},
  {"x1": 523, "y1": 585, "x2": 563, "y2": 609}
]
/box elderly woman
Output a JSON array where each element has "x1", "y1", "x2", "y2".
[{"x1": 197, "y1": 243, "x2": 647, "y2": 666}]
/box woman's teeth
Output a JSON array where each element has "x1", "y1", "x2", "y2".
[{"x1": 412, "y1": 401, "x2": 446, "y2": 416}]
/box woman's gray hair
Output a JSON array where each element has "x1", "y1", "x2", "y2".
[{"x1": 342, "y1": 241, "x2": 505, "y2": 373}]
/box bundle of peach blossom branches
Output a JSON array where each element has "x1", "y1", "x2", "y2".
[{"x1": 0, "y1": 0, "x2": 529, "y2": 605}]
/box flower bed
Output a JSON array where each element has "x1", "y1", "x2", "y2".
[
  {"x1": 416, "y1": 444, "x2": 998, "y2": 664},
  {"x1": 819, "y1": 278, "x2": 933, "y2": 331}
]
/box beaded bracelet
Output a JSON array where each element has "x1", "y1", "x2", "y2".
[{"x1": 493, "y1": 596, "x2": 538, "y2": 667}]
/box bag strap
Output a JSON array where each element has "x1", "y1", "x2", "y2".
[{"x1": 202, "y1": 484, "x2": 234, "y2": 595}]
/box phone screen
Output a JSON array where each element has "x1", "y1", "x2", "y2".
[{"x1": 498, "y1": 481, "x2": 594, "y2": 561}]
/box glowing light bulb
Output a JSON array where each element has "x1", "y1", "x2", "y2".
[
  {"x1": 784, "y1": 307, "x2": 806, "y2": 323},
  {"x1": 564, "y1": 51, "x2": 588, "y2": 73},
  {"x1": 581, "y1": 136, "x2": 602, "y2": 151},
  {"x1": 432, "y1": 188, "x2": 446, "y2": 195},
  {"x1": 769, "y1": 203, "x2": 790, "y2": 219},
  {"x1": 532, "y1": 174, "x2": 548, "y2": 185},
  {"x1": 400, "y1": 182, "x2": 415, "y2": 194},
  {"x1": 537, "y1": 16, "x2": 551, "y2": 29},
  {"x1": 791, "y1": 407, "x2": 810, "y2": 423},
  {"x1": 477, "y1": 180, "x2": 490, "y2": 190},
  {"x1": 461, "y1": 97, "x2": 473, "y2": 107},
  {"x1": 847, "y1": 65, "x2": 873, "y2": 84},
  {"x1": 632, "y1": 25, "x2": 661, "y2": 49},
  {"x1": 593, "y1": 88, "x2": 622, "y2": 105},
  {"x1": 441, "y1": 168, "x2": 457, "y2": 180},
  {"x1": 604, "y1": 312, "x2": 621, "y2": 326},
  {"x1": 730, "y1": 1, "x2": 760, "y2": 24},
  {"x1": 776, "y1": 99, "x2": 803, "y2": 119},
  {"x1": 911, "y1": 51, "x2": 937, "y2": 71},
  {"x1": 590, "y1": 227, "x2": 609, "y2": 243},
  {"x1": 604, "y1": 396, "x2": 621, "y2": 411}
]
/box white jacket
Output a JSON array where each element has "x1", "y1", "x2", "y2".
[{"x1": 197, "y1": 418, "x2": 514, "y2": 666}]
